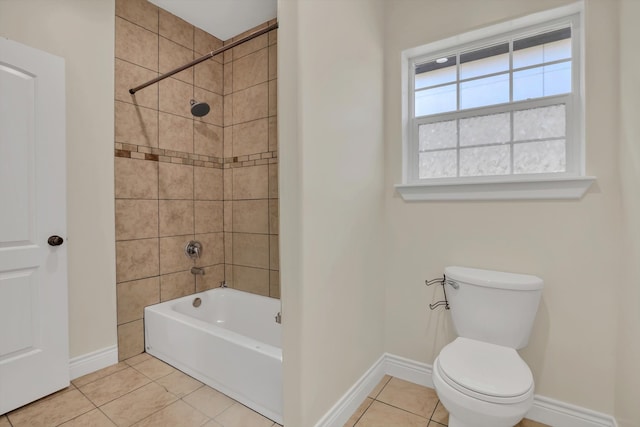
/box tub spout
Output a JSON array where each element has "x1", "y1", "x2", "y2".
[{"x1": 190, "y1": 267, "x2": 205, "y2": 275}]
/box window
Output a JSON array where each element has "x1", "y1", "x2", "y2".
[{"x1": 397, "y1": 3, "x2": 594, "y2": 201}]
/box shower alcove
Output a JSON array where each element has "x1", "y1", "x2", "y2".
[{"x1": 113, "y1": 0, "x2": 279, "y2": 361}]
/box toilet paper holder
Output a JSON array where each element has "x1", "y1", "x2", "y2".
[{"x1": 425, "y1": 275, "x2": 450, "y2": 310}]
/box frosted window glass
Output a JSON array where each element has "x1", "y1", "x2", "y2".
[
  {"x1": 419, "y1": 150, "x2": 457, "y2": 179},
  {"x1": 415, "y1": 65, "x2": 456, "y2": 89},
  {"x1": 419, "y1": 121, "x2": 457, "y2": 150},
  {"x1": 459, "y1": 145, "x2": 510, "y2": 177},
  {"x1": 415, "y1": 84, "x2": 456, "y2": 116},
  {"x1": 460, "y1": 113, "x2": 510, "y2": 147},
  {"x1": 460, "y1": 52, "x2": 509, "y2": 80},
  {"x1": 514, "y1": 105, "x2": 565, "y2": 141},
  {"x1": 460, "y1": 74, "x2": 509, "y2": 109},
  {"x1": 514, "y1": 140, "x2": 566, "y2": 174}
]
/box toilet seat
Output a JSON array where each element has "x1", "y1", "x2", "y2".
[{"x1": 437, "y1": 337, "x2": 533, "y2": 405}]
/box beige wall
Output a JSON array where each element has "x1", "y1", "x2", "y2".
[
  {"x1": 0, "y1": 0, "x2": 117, "y2": 359},
  {"x1": 277, "y1": 0, "x2": 303, "y2": 422},
  {"x1": 616, "y1": 0, "x2": 640, "y2": 425},
  {"x1": 113, "y1": 0, "x2": 279, "y2": 360},
  {"x1": 279, "y1": 0, "x2": 386, "y2": 425},
  {"x1": 383, "y1": 0, "x2": 622, "y2": 416}
]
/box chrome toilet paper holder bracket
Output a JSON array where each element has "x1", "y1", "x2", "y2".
[{"x1": 425, "y1": 275, "x2": 450, "y2": 310}]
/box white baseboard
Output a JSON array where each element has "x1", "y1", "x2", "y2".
[
  {"x1": 527, "y1": 395, "x2": 619, "y2": 427},
  {"x1": 316, "y1": 352, "x2": 618, "y2": 427},
  {"x1": 313, "y1": 354, "x2": 387, "y2": 427},
  {"x1": 382, "y1": 353, "x2": 433, "y2": 389},
  {"x1": 68, "y1": 345, "x2": 118, "y2": 380}
]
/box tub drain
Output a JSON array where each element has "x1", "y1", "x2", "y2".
[{"x1": 192, "y1": 297, "x2": 202, "y2": 308}]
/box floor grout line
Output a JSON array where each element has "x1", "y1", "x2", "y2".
[
  {"x1": 95, "y1": 406, "x2": 118, "y2": 427},
  {"x1": 80, "y1": 378, "x2": 153, "y2": 409},
  {"x1": 372, "y1": 399, "x2": 431, "y2": 420},
  {"x1": 350, "y1": 397, "x2": 374, "y2": 427},
  {"x1": 426, "y1": 398, "x2": 440, "y2": 423}
]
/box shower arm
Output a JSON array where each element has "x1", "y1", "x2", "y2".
[{"x1": 129, "y1": 22, "x2": 279, "y2": 95}]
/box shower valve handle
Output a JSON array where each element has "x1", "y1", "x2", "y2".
[{"x1": 185, "y1": 240, "x2": 202, "y2": 259}]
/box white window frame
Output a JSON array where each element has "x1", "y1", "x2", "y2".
[{"x1": 396, "y1": 2, "x2": 595, "y2": 201}]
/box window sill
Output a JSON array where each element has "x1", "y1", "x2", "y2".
[{"x1": 395, "y1": 176, "x2": 596, "y2": 201}]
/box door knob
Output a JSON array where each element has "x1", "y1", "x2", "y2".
[{"x1": 48, "y1": 235, "x2": 64, "y2": 246}]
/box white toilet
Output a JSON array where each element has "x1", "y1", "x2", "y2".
[{"x1": 432, "y1": 266, "x2": 543, "y2": 427}]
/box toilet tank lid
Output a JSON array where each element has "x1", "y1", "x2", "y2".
[{"x1": 445, "y1": 266, "x2": 543, "y2": 291}]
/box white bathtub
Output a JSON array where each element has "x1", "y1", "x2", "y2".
[{"x1": 144, "y1": 287, "x2": 283, "y2": 424}]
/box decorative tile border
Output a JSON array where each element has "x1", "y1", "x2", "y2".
[
  {"x1": 225, "y1": 152, "x2": 279, "y2": 168},
  {"x1": 114, "y1": 142, "x2": 277, "y2": 168}
]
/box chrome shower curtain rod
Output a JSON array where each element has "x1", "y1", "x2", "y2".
[{"x1": 129, "y1": 22, "x2": 279, "y2": 95}]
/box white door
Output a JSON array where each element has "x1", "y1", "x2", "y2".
[{"x1": 0, "y1": 37, "x2": 68, "y2": 414}]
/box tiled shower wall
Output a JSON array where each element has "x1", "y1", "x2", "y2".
[
  {"x1": 223, "y1": 24, "x2": 279, "y2": 300},
  {"x1": 113, "y1": 0, "x2": 278, "y2": 361}
]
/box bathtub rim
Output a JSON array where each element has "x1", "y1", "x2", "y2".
[{"x1": 144, "y1": 288, "x2": 282, "y2": 361}]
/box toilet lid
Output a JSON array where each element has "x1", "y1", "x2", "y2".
[{"x1": 438, "y1": 337, "x2": 533, "y2": 402}]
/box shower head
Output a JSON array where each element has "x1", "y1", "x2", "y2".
[{"x1": 190, "y1": 99, "x2": 210, "y2": 117}]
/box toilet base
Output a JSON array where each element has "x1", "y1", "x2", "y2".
[
  {"x1": 446, "y1": 414, "x2": 513, "y2": 427},
  {"x1": 441, "y1": 405, "x2": 524, "y2": 427},
  {"x1": 447, "y1": 414, "x2": 473, "y2": 427}
]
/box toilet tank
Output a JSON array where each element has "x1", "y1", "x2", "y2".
[{"x1": 444, "y1": 266, "x2": 543, "y2": 349}]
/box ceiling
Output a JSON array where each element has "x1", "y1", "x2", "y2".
[{"x1": 148, "y1": 0, "x2": 277, "y2": 41}]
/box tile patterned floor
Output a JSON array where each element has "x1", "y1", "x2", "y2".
[
  {"x1": 1, "y1": 353, "x2": 282, "y2": 427},
  {"x1": 343, "y1": 375, "x2": 550, "y2": 427},
  {"x1": 0, "y1": 354, "x2": 550, "y2": 427}
]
